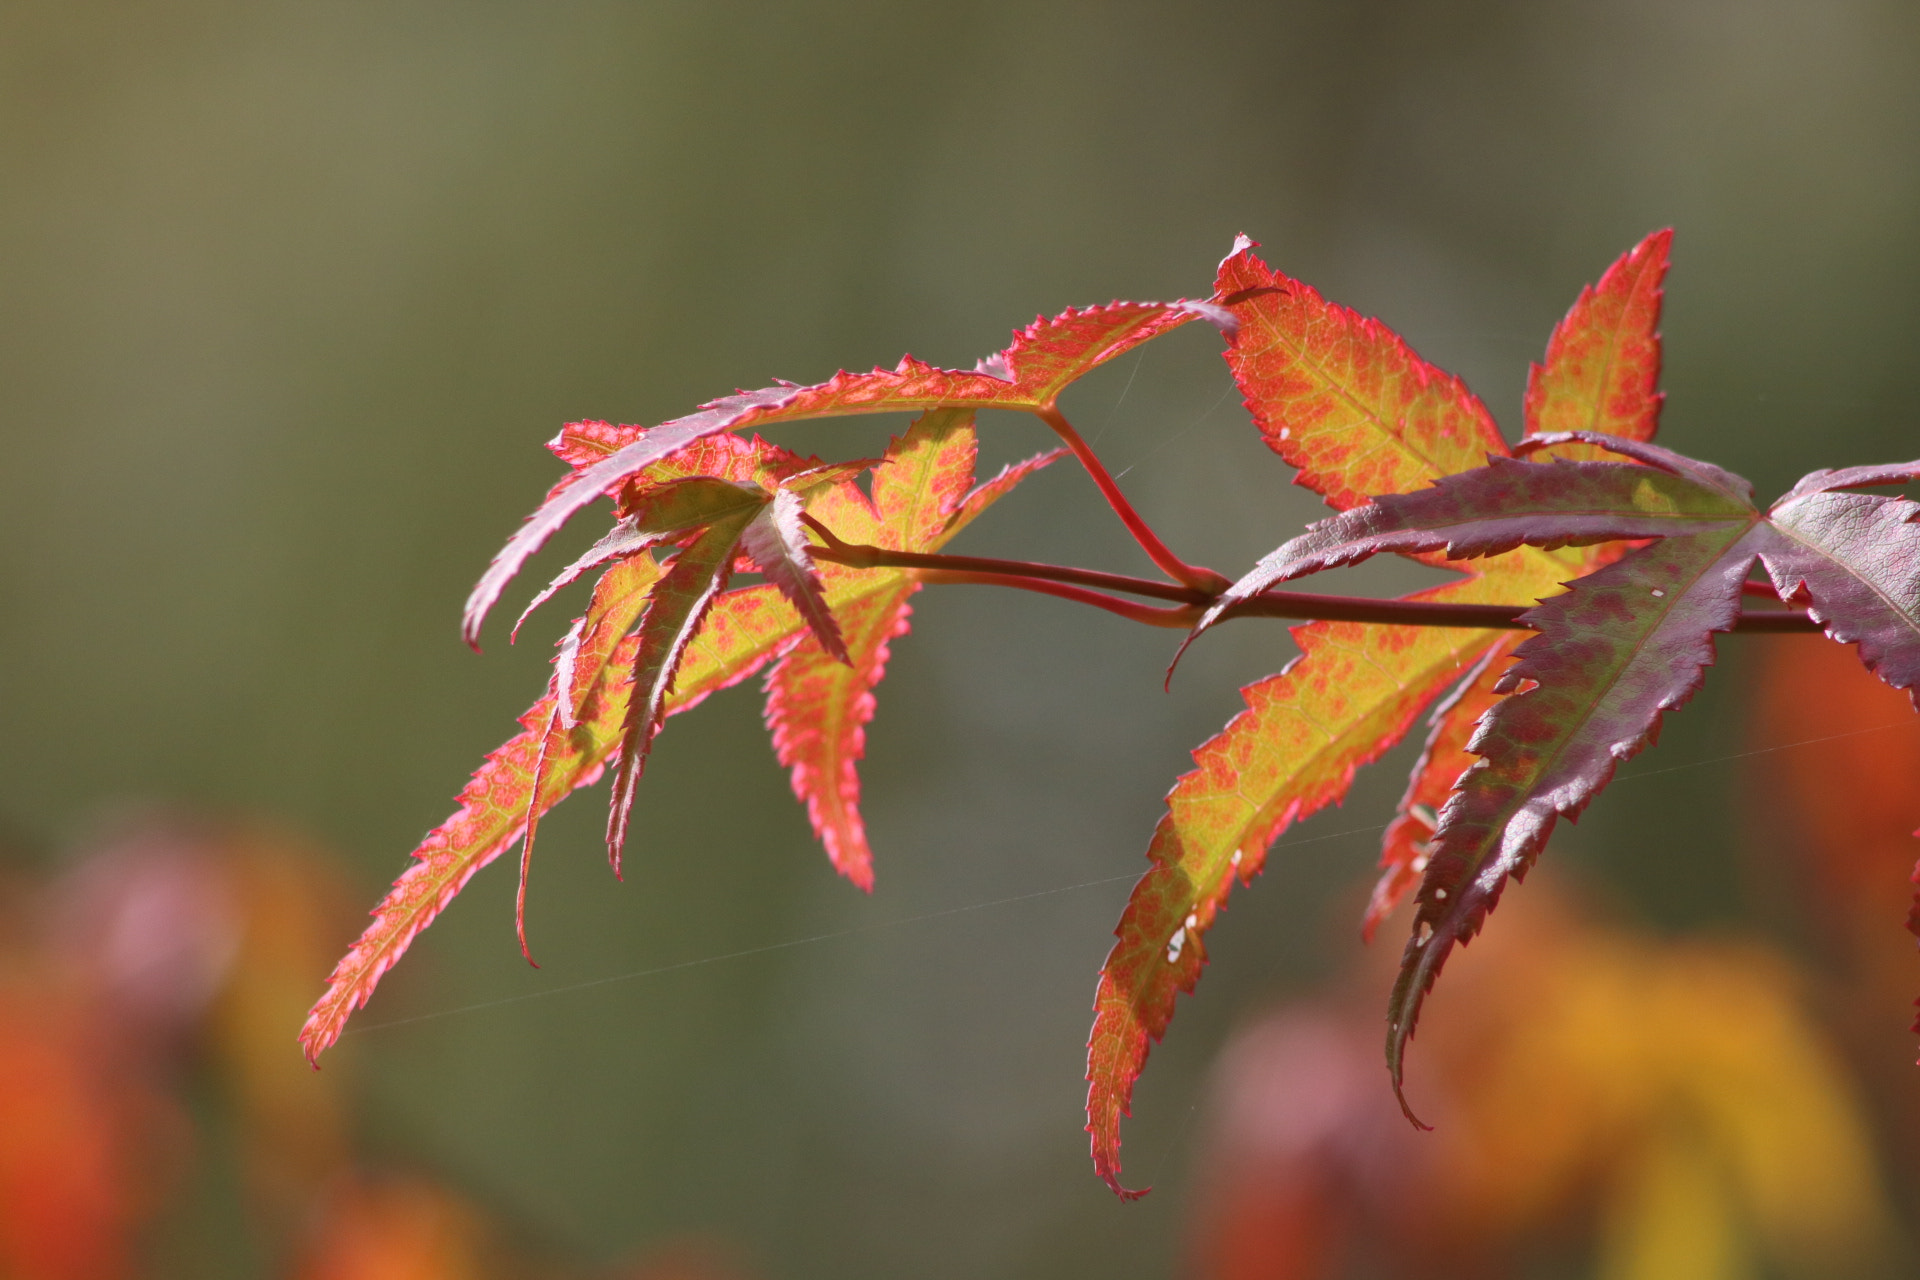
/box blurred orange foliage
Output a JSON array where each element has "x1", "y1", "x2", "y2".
[
  {"x1": 1749, "y1": 635, "x2": 1920, "y2": 1034},
  {"x1": 0, "y1": 812, "x2": 758, "y2": 1280}
]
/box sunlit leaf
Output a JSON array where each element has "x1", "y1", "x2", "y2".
[
  {"x1": 1084, "y1": 556, "x2": 1545, "y2": 1196},
  {"x1": 1365, "y1": 640, "x2": 1515, "y2": 942},
  {"x1": 464, "y1": 300, "x2": 1231, "y2": 646},
  {"x1": 307, "y1": 411, "x2": 1052, "y2": 1055},
  {"x1": 1214, "y1": 234, "x2": 1508, "y2": 513},
  {"x1": 1523, "y1": 229, "x2": 1671, "y2": 453},
  {"x1": 1389, "y1": 525, "x2": 1764, "y2": 1116}
]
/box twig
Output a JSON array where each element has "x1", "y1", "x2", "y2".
[{"x1": 805, "y1": 524, "x2": 1819, "y2": 633}]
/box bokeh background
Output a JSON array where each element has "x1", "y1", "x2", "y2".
[{"x1": 2, "y1": 2, "x2": 1919, "y2": 1277}]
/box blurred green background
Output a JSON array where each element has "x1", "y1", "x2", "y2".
[{"x1": 2, "y1": 1, "x2": 1917, "y2": 1276}]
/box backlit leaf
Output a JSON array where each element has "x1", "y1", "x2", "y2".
[
  {"x1": 463, "y1": 300, "x2": 1231, "y2": 646},
  {"x1": 1390, "y1": 525, "x2": 1766, "y2": 1116},
  {"x1": 606, "y1": 509, "x2": 765, "y2": 873},
  {"x1": 1365, "y1": 640, "x2": 1516, "y2": 942},
  {"x1": 1523, "y1": 229, "x2": 1671, "y2": 453},
  {"x1": 739, "y1": 489, "x2": 848, "y2": 665},
  {"x1": 1214, "y1": 234, "x2": 1508, "y2": 512},
  {"x1": 1090, "y1": 247, "x2": 1670, "y2": 1194},
  {"x1": 307, "y1": 412, "x2": 1052, "y2": 1055},
  {"x1": 1084, "y1": 556, "x2": 1544, "y2": 1196},
  {"x1": 301, "y1": 687, "x2": 607, "y2": 1062},
  {"x1": 764, "y1": 589, "x2": 912, "y2": 893},
  {"x1": 764, "y1": 408, "x2": 1029, "y2": 890}
]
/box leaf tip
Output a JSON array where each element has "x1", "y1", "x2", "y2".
[
  {"x1": 1392, "y1": 1080, "x2": 1433, "y2": 1132},
  {"x1": 1220, "y1": 232, "x2": 1259, "y2": 271},
  {"x1": 1164, "y1": 611, "x2": 1223, "y2": 689},
  {"x1": 297, "y1": 1017, "x2": 336, "y2": 1070},
  {"x1": 1385, "y1": 1017, "x2": 1433, "y2": 1131}
]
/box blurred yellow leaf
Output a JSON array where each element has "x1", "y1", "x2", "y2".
[{"x1": 1189, "y1": 881, "x2": 1894, "y2": 1279}]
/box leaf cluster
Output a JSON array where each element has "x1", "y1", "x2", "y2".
[{"x1": 302, "y1": 230, "x2": 1920, "y2": 1199}]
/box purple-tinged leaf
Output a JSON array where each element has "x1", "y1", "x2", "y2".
[
  {"x1": 1365, "y1": 641, "x2": 1516, "y2": 942},
  {"x1": 1776, "y1": 460, "x2": 1920, "y2": 505},
  {"x1": 1191, "y1": 455, "x2": 1753, "y2": 643},
  {"x1": 554, "y1": 427, "x2": 820, "y2": 491},
  {"x1": 944, "y1": 449, "x2": 1069, "y2": 537},
  {"x1": 467, "y1": 300, "x2": 1231, "y2": 649},
  {"x1": 1759, "y1": 489, "x2": 1920, "y2": 699},
  {"x1": 740, "y1": 489, "x2": 848, "y2": 665},
  {"x1": 1514, "y1": 430, "x2": 1754, "y2": 500},
  {"x1": 1386, "y1": 525, "x2": 1767, "y2": 1117},
  {"x1": 606, "y1": 510, "x2": 763, "y2": 873},
  {"x1": 511, "y1": 518, "x2": 673, "y2": 643},
  {"x1": 465, "y1": 459, "x2": 643, "y2": 651},
  {"x1": 467, "y1": 475, "x2": 770, "y2": 648},
  {"x1": 1283, "y1": 456, "x2": 1744, "y2": 573}
]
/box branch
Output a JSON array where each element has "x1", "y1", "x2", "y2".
[
  {"x1": 911, "y1": 571, "x2": 1201, "y2": 628},
  {"x1": 804, "y1": 519, "x2": 1820, "y2": 633},
  {"x1": 808, "y1": 531, "x2": 1205, "y2": 605}
]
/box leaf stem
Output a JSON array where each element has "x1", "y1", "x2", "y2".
[{"x1": 1034, "y1": 406, "x2": 1230, "y2": 594}]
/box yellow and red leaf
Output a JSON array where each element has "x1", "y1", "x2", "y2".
[
  {"x1": 465, "y1": 301, "x2": 1230, "y2": 647},
  {"x1": 1085, "y1": 557, "x2": 1545, "y2": 1196},
  {"x1": 1523, "y1": 229, "x2": 1671, "y2": 450},
  {"x1": 306, "y1": 412, "x2": 1053, "y2": 1056},
  {"x1": 1214, "y1": 235, "x2": 1508, "y2": 514}
]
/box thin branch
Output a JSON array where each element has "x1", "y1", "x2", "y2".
[
  {"x1": 1034, "y1": 406, "x2": 1230, "y2": 594},
  {"x1": 1220, "y1": 594, "x2": 1536, "y2": 629},
  {"x1": 912, "y1": 571, "x2": 1202, "y2": 628},
  {"x1": 809, "y1": 536, "x2": 1206, "y2": 605},
  {"x1": 802, "y1": 518, "x2": 1822, "y2": 633},
  {"x1": 1225, "y1": 595, "x2": 1818, "y2": 633}
]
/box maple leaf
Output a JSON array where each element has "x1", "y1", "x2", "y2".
[
  {"x1": 602, "y1": 487, "x2": 770, "y2": 873},
  {"x1": 1085, "y1": 234, "x2": 1577, "y2": 1196},
  {"x1": 1241, "y1": 433, "x2": 1920, "y2": 1118},
  {"x1": 1211, "y1": 443, "x2": 1750, "y2": 608},
  {"x1": 1213, "y1": 233, "x2": 1509, "y2": 511},
  {"x1": 1084, "y1": 233, "x2": 1684, "y2": 1194},
  {"x1": 1364, "y1": 229, "x2": 1672, "y2": 932},
  {"x1": 461, "y1": 299, "x2": 1231, "y2": 647},
  {"x1": 1522, "y1": 229, "x2": 1671, "y2": 455},
  {"x1": 302, "y1": 410, "x2": 1055, "y2": 1060},
  {"x1": 1085, "y1": 567, "x2": 1537, "y2": 1198},
  {"x1": 762, "y1": 407, "x2": 1042, "y2": 891},
  {"x1": 1365, "y1": 641, "x2": 1515, "y2": 943},
  {"x1": 312, "y1": 227, "x2": 1914, "y2": 1209}
]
